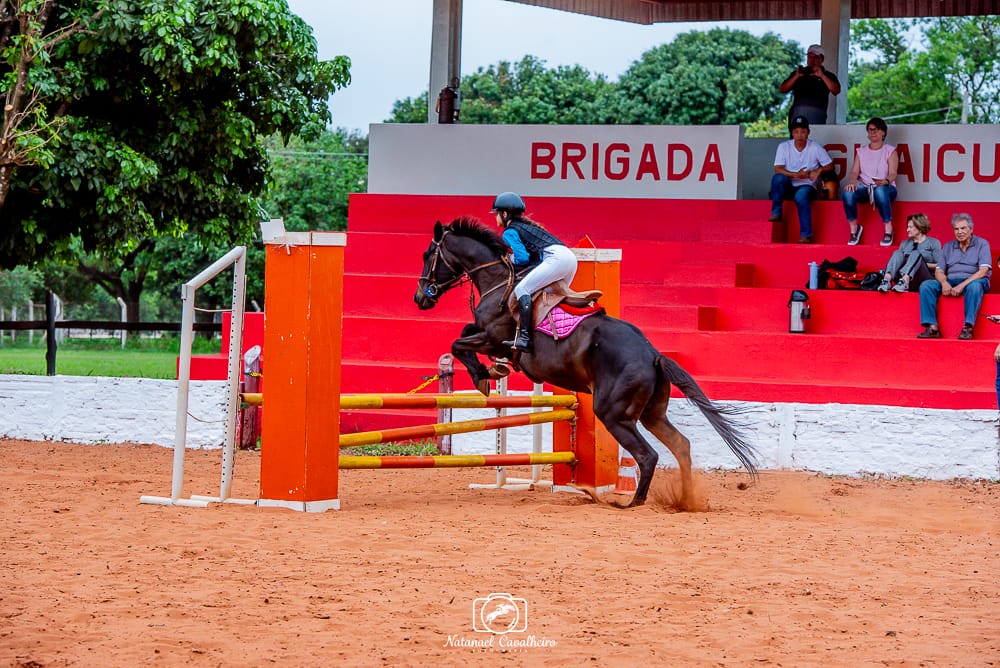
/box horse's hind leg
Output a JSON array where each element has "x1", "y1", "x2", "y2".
[
  {"x1": 640, "y1": 396, "x2": 695, "y2": 511},
  {"x1": 600, "y1": 420, "x2": 659, "y2": 508}
]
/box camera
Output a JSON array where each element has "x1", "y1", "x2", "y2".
[{"x1": 472, "y1": 592, "x2": 528, "y2": 633}]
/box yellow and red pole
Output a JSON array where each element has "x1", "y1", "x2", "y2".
[
  {"x1": 340, "y1": 451, "x2": 576, "y2": 469},
  {"x1": 339, "y1": 409, "x2": 576, "y2": 448}
]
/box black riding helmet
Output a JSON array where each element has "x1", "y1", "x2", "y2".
[{"x1": 490, "y1": 191, "x2": 526, "y2": 217}]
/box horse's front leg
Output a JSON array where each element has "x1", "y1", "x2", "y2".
[{"x1": 451, "y1": 323, "x2": 499, "y2": 396}]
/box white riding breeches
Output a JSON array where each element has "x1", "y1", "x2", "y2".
[{"x1": 514, "y1": 245, "x2": 578, "y2": 299}]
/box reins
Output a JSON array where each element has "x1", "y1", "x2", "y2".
[{"x1": 419, "y1": 229, "x2": 520, "y2": 315}]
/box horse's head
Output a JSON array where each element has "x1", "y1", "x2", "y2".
[
  {"x1": 414, "y1": 217, "x2": 509, "y2": 310},
  {"x1": 414, "y1": 221, "x2": 463, "y2": 310}
]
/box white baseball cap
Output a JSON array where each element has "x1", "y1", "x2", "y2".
[{"x1": 807, "y1": 44, "x2": 825, "y2": 57}]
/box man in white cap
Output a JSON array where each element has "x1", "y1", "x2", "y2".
[{"x1": 779, "y1": 44, "x2": 841, "y2": 127}]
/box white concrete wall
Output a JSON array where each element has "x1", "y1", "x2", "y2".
[
  {"x1": 0, "y1": 375, "x2": 227, "y2": 448},
  {"x1": 447, "y1": 397, "x2": 1000, "y2": 480},
  {"x1": 1, "y1": 376, "x2": 996, "y2": 480}
]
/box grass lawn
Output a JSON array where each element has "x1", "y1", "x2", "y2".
[{"x1": 0, "y1": 337, "x2": 220, "y2": 379}]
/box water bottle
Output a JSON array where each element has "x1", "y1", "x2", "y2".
[{"x1": 808, "y1": 261, "x2": 819, "y2": 290}]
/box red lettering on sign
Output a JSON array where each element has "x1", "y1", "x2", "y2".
[
  {"x1": 823, "y1": 144, "x2": 849, "y2": 180},
  {"x1": 667, "y1": 144, "x2": 692, "y2": 180},
  {"x1": 973, "y1": 143, "x2": 1000, "y2": 183},
  {"x1": 531, "y1": 142, "x2": 555, "y2": 179},
  {"x1": 605, "y1": 143, "x2": 629, "y2": 180},
  {"x1": 635, "y1": 144, "x2": 660, "y2": 181},
  {"x1": 922, "y1": 143, "x2": 931, "y2": 182},
  {"x1": 699, "y1": 144, "x2": 724, "y2": 181},
  {"x1": 561, "y1": 143, "x2": 586, "y2": 179},
  {"x1": 896, "y1": 143, "x2": 914, "y2": 182},
  {"x1": 937, "y1": 143, "x2": 965, "y2": 182},
  {"x1": 528, "y1": 140, "x2": 728, "y2": 183}
]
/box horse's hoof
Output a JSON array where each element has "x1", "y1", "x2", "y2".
[
  {"x1": 487, "y1": 364, "x2": 510, "y2": 379},
  {"x1": 475, "y1": 379, "x2": 491, "y2": 396}
]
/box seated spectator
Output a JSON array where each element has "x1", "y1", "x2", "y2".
[
  {"x1": 877, "y1": 213, "x2": 941, "y2": 293},
  {"x1": 768, "y1": 115, "x2": 834, "y2": 244},
  {"x1": 842, "y1": 117, "x2": 898, "y2": 247},
  {"x1": 917, "y1": 213, "x2": 991, "y2": 340}
]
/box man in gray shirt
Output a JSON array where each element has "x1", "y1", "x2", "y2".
[{"x1": 917, "y1": 213, "x2": 992, "y2": 340}]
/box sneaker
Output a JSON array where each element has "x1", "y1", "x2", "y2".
[
  {"x1": 797, "y1": 236, "x2": 813, "y2": 244},
  {"x1": 848, "y1": 225, "x2": 863, "y2": 246},
  {"x1": 958, "y1": 324, "x2": 974, "y2": 340},
  {"x1": 877, "y1": 277, "x2": 892, "y2": 292},
  {"x1": 892, "y1": 275, "x2": 910, "y2": 293},
  {"x1": 917, "y1": 325, "x2": 941, "y2": 339},
  {"x1": 880, "y1": 232, "x2": 894, "y2": 247},
  {"x1": 767, "y1": 213, "x2": 782, "y2": 223}
]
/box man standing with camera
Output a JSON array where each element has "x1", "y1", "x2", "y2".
[{"x1": 780, "y1": 44, "x2": 841, "y2": 128}]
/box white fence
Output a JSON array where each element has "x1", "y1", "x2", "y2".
[{"x1": 1, "y1": 375, "x2": 997, "y2": 480}]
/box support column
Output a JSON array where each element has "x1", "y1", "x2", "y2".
[
  {"x1": 258, "y1": 224, "x2": 346, "y2": 512},
  {"x1": 428, "y1": 0, "x2": 463, "y2": 124},
  {"x1": 820, "y1": 0, "x2": 851, "y2": 124},
  {"x1": 552, "y1": 238, "x2": 622, "y2": 495}
]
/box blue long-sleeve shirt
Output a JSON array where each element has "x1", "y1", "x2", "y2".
[{"x1": 502, "y1": 228, "x2": 532, "y2": 265}]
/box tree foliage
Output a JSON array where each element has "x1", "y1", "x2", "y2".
[
  {"x1": 388, "y1": 55, "x2": 613, "y2": 125},
  {"x1": 0, "y1": 0, "x2": 350, "y2": 269},
  {"x1": 612, "y1": 28, "x2": 800, "y2": 125},
  {"x1": 260, "y1": 128, "x2": 368, "y2": 232},
  {"x1": 459, "y1": 56, "x2": 614, "y2": 124},
  {"x1": 848, "y1": 17, "x2": 1000, "y2": 123},
  {"x1": 388, "y1": 31, "x2": 800, "y2": 128},
  {"x1": 0, "y1": 265, "x2": 42, "y2": 308}
]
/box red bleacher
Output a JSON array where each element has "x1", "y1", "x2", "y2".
[{"x1": 339, "y1": 194, "x2": 1000, "y2": 428}]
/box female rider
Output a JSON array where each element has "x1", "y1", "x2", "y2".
[{"x1": 491, "y1": 192, "x2": 577, "y2": 352}]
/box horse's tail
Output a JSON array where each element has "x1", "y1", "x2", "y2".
[{"x1": 657, "y1": 355, "x2": 759, "y2": 478}]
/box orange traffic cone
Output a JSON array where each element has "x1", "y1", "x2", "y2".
[{"x1": 613, "y1": 449, "x2": 638, "y2": 494}]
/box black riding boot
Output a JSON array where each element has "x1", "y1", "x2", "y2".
[{"x1": 503, "y1": 295, "x2": 533, "y2": 352}]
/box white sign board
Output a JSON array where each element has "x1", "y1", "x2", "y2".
[
  {"x1": 368, "y1": 124, "x2": 743, "y2": 199},
  {"x1": 807, "y1": 124, "x2": 1000, "y2": 202}
]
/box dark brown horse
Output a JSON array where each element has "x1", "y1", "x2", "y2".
[{"x1": 414, "y1": 217, "x2": 757, "y2": 507}]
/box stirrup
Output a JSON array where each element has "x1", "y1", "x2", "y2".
[{"x1": 503, "y1": 332, "x2": 532, "y2": 352}]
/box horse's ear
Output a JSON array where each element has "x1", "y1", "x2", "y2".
[{"x1": 434, "y1": 220, "x2": 443, "y2": 240}]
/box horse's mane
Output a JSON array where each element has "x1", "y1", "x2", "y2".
[{"x1": 446, "y1": 216, "x2": 509, "y2": 256}]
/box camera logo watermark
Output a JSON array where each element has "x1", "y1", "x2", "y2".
[
  {"x1": 472, "y1": 592, "x2": 528, "y2": 634},
  {"x1": 444, "y1": 592, "x2": 557, "y2": 651}
]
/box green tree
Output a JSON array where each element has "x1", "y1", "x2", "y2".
[
  {"x1": 0, "y1": 266, "x2": 43, "y2": 312},
  {"x1": 925, "y1": 17, "x2": 1000, "y2": 122},
  {"x1": 388, "y1": 55, "x2": 614, "y2": 125},
  {"x1": 848, "y1": 17, "x2": 1000, "y2": 123},
  {"x1": 388, "y1": 95, "x2": 427, "y2": 124},
  {"x1": 260, "y1": 128, "x2": 369, "y2": 232},
  {"x1": 0, "y1": 0, "x2": 350, "y2": 269},
  {"x1": 460, "y1": 56, "x2": 614, "y2": 124},
  {"x1": 613, "y1": 28, "x2": 800, "y2": 125}
]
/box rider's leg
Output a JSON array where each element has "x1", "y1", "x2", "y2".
[
  {"x1": 503, "y1": 294, "x2": 534, "y2": 352},
  {"x1": 505, "y1": 246, "x2": 578, "y2": 353}
]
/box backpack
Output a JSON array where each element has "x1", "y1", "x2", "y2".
[{"x1": 816, "y1": 257, "x2": 858, "y2": 289}]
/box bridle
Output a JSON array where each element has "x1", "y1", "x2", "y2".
[{"x1": 418, "y1": 229, "x2": 516, "y2": 309}]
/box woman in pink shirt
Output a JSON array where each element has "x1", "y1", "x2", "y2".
[{"x1": 842, "y1": 117, "x2": 899, "y2": 247}]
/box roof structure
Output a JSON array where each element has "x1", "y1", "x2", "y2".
[{"x1": 503, "y1": 0, "x2": 999, "y2": 23}]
